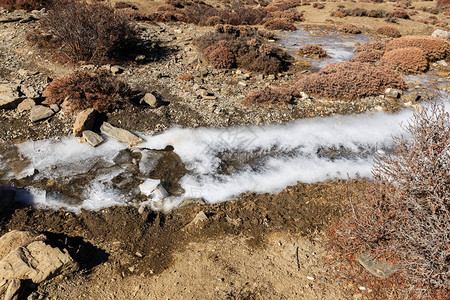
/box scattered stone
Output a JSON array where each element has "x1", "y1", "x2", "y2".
[
  {"x1": 30, "y1": 105, "x2": 54, "y2": 122},
  {"x1": 431, "y1": 29, "x2": 450, "y2": 40},
  {"x1": 140, "y1": 93, "x2": 160, "y2": 108},
  {"x1": 49, "y1": 104, "x2": 60, "y2": 113},
  {"x1": 153, "y1": 184, "x2": 169, "y2": 199},
  {"x1": 184, "y1": 211, "x2": 208, "y2": 230},
  {"x1": 82, "y1": 130, "x2": 104, "y2": 147},
  {"x1": 0, "y1": 190, "x2": 15, "y2": 217},
  {"x1": 358, "y1": 252, "x2": 402, "y2": 279},
  {"x1": 384, "y1": 88, "x2": 402, "y2": 99},
  {"x1": 4, "y1": 278, "x2": 21, "y2": 300},
  {"x1": 203, "y1": 95, "x2": 217, "y2": 100},
  {"x1": 137, "y1": 205, "x2": 145, "y2": 215},
  {"x1": 402, "y1": 93, "x2": 421, "y2": 103},
  {"x1": 0, "y1": 84, "x2": 23, "y2": 109},
  {"x1": 267, "y1": 74, "x2": 276, "y2": 80},
  {"x1": 306, "y1": 276, "x2": 315, "y2": 281},
  {"x1": 100, "y1": 122, "x2": 144, "y2": 146},
  {"x1": 20, "y1": 85, "x2": 40, "y2": 99},
  {"x1": 110, "y1": 65, "x2": 123, "y2": 74},
  {"x1": 436, "y1": 60, "x2": 448, "y2": 67},
  {"x1": 17, "y1": 98, "x2": 35, "y2": 112},
  {"x1": 73, "y1": 108, "x2": 96, "y2": 137}
]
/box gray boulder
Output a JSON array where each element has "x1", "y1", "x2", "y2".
[
  {"x1": 100, "y1": 122, "x2": 144, "y2": 146},
  {"x1": 30, "y1": 105, "x2": 55, "y2": 122}
]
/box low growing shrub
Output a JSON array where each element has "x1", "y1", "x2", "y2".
[
  {"x1": 43, "y1": 69, "x2": 131, "y2": 114},
  {"x1": 386, "y1": 36, "x2": 450, "y2": 61},
  {"x1": 242, "y1": 86, "x2": 294, "y2": 106},
  {"x1": 297, "y1": 44, "x2": 327, "y2": 58},
  {"x1": 354, "y1": 41, "x2": 386, "y2": 53},
  {"x1": 208, "y1": 46, "x2": 236, "y2": 68},
  {"x1": 37, "y1": 0, "x2": 138, "y2": 63},
  {"x1": 375, "y1": 25, "x2": 401, "y2": 38},
  {"x1": 350, "y1": 49, "x2": 384, "y2": 63},
  {"x1": 391, "y1": 9, "x2": 410, "y2": 19},
  {"x1": 337, "y1": 24, "x2": 361, "y2": 34},
  {"x1": 381, "y1": 47, "x2": 428, "y2": 74},
  {"x1": 295, "y1": 62, "x2": 406, "y2": 100},
  {"x1": 0, "y1": 0, "x2": 47, "y2": 11},
  {"x1": 263, "y1": 18, "x2": 296, "y2": 31}
]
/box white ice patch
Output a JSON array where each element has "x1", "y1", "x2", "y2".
[{"x1": 4, "y1": 100, "x2": 449, "y2": 212}]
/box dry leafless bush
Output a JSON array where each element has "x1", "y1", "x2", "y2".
[
  {"x1": 328, "y1": 100, "x2": 449, "y2": 297},
  {"x1": 376, "y1": 25, "x2": 401, "y2": 38},
  {"x1": 196, "y1": 26, "x2": 291, "y2": 74},
  {"x1": 297, "y1": 44, "x2": 327, "y2": 58},
  {"x1": 295, "y1": 62, "x2": 406, "y2": 100},
  {"x1": 381, "y1": 47, "x2": 428, "y2": 74},
  {"x1": 267, "y1": 8, "x2": 303, "y2": 22},
  {"x1": 242, "y1": 86, "x2": 294, "y2": 106},
  {"x1": 337, "y1": 24, "x2": 361, "y2": 34},
  {"x1": 386, "y1": 36, "x2": 450, "y2": 62},
  {"x1": 38, "y1": 0, "x2": 138, "y2": 63},
  {"x1": 263, "y1": 18, "x2": 296, "y2": 31},
  {"x1": 0, "y1": 0, "x2": 47, "y2": 10},
  {"x1": 43, "y1": 69, "x2": 131, "y2": 114},
  {"x1": 334, "y1": 7, "x2": 390, "y2": 18},
  {"x1": 350, "y1": 49, "x2": 384, "y2": 63}
]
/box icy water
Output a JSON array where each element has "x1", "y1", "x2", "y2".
[
  {"x1": 1, "y1": 28, "x2": 449, "y2": 212},
  {"x1": 277, "y1": 26, "x2": 370, "y2": 69}
]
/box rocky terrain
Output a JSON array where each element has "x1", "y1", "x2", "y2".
[{"x1": 0, "y1": 0, "x2": 449, "y2": 299}]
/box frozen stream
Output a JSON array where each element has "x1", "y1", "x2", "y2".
[{"x1": 0, "y1": 28, "x2": 449, "y2": 212}]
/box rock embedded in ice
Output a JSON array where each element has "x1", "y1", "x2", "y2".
[
  {"x1": 82, "y1": 130, "x2": 104, "y2": 147},
  {"x1": 100, "y1": 122, "x2": 144, "y2": 146}
]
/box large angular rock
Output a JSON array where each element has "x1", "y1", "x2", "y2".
[
  {"x1": 431, "y1": 29, "x2": 450, "y2": 40},
  {"x1": 100, "y1": 122, "x2": 144, "y2": 146},
  {"x1": 0, "y1": 239, "x2": 79, "y2": 287},
  {"x1": 0, "y1": 84, "x2": 23, "y2": 109},
  {"x1": 30, "y1": 105, "x2": 55, "y2": 122},
  {"x1": 140, "y1": 93, "x2": 160, "y2": 108},
  {"x1": 384, "y1": 88, "x2": 402, "y2": 99},
  {"x1": 17, "y1": 98, "x2": 35, "y2": 112},
  {"x1": 73, "y1": 108, "x2": 96, "y2": 137},
  {"x1": 0, "y1": 231, "x2": 41, "y2": 262}
]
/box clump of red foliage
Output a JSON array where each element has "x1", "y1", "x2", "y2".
[
  {"x1": 29, "y1": 0, "x2": 138, "y2": 64},
  {"x1": 386, "y1": 36, "x2": 450, "y2": 62},
  {"x1": 295, "y1": 62, "x2": 406, "y2": 100},
  {"x1": 242, "y1": 86, "x2": 294, "y2": 106},
  {"x1": 327, "y1": 101, "x2": 450, "y2": 297},
  {"x1": 337, "y1": 24, "x2": 361, "y2": 34},
  {"x1": 0, "y1": 0, "x2": 47, "y2": 11},
  {"x1": 208, "y1": 46, "x2": 236, "y2": 68},
  {"x1": 381, "y1": 47, "x2": 428, "y2": 74},
  {"x1": 350, "y1": 49, "x2": 384, "y2": 63},
  {"x1": 196, "y1": 25, "x2": 291, "y2": 74},
  {"x1": 44, "y1": 69, "x2": 131, "y2": 114},
  {"x1": 391, "y1": 9, "x2": 410, "y2": 19},
  {"x1": 297, "y1": 44, "x2": 327, "y2": 58},
  {"x1": 263, "y1": 18, "x2": 296, "y2": 31},
  {"x1": 354, "y1": 41, "x2": 387, "y2": 53},
  {"x1": 376, "y1": 26, "x2": 401, "y2": 38}
]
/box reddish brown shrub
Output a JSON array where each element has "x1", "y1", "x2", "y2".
[
  {"x1": 381, "y1": 47, "x2": 428, "y2": 74},
  {"x1": 0, "y1": 0, "x2": 47, "y2": 11},
  {"x1": 386, "y1": 36, "x2": 450, "y2": 61},
  {"x1": 156, "y1": 4, "x2": 176, "y2": 12},
  {"x1": 354, "y1": 41, "x2": 387, "y2": 53},
  {"x1": 312, "y1": 3, "x2": 325, "y2": 9},
  {"x1": 350, "y1": 49, "x2": 384, "y2": 63},
  {"x1": 437, "y1": 0, "x2": 449, "y2": 7},
  {"x1": 38, "y1": 0, "x2": 138, "y2": 63},
  {"x1": 268, "y1": 8, "x2": 304, "y2": 21},
  {"x1": 337, "y1": 24, "x2": 361, "y2": 34},
  {"x1": 327, "y1": 101, "x2": 450, "y2": 295},
  {"x1": 177, "y1": 73, "x2": 194, "y2": 81},
  {"x1": 331, "y1": 11, "x2": 347, "y2": 18},
  {"x1": 44, "y1": 69, "x2": 131, "y2": 114},
  {"x1": 208, "y1": 46, "x2": 236, "y2": 68},
  {"x1": 242, "y1": 86, "x2": 294, "y2": 106},
  {"x1": 263, "y1": 18, "x2": 296, "y2": 31},
  {"x1": 297, "y1": 44, "x2": 327, "y2": 58},
  {"x1": 114, "y1": 1, "x2": 138, "y2": 10},
  {"x1": 264, "y1": 0, "x2": 299, "y2": 12},
  {"x1": 196, "y1": 27, "x2": 291, "y2": 74},
  {"x1": 205, "y1": 15, "x2": 224, "y2": 26},
  {"x1": 375, "y1": 25, "x2": 401, "y2": 38},
  {"x1": 391, "y1": 9, "x2": 410, "y2": 19},
  {"x1": 295, "y1": 62, "x2": 406, "y2": 100}
]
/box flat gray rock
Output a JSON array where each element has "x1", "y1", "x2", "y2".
[
  {"x1": 0, "y1": 84, "x2": 23, "y2": 109},
  {"x1": 82, "y1": 130, "x2": 104, "y2": 147},
  {"x1": 358, "y1": 253, "x2": 402, "y2": 279},
  {"x1": 30, "y1": 105, "x2": 54, "y2": 122},
  {"x1": 100, "y1": 122, "x2": 144, "y2": 146}
]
